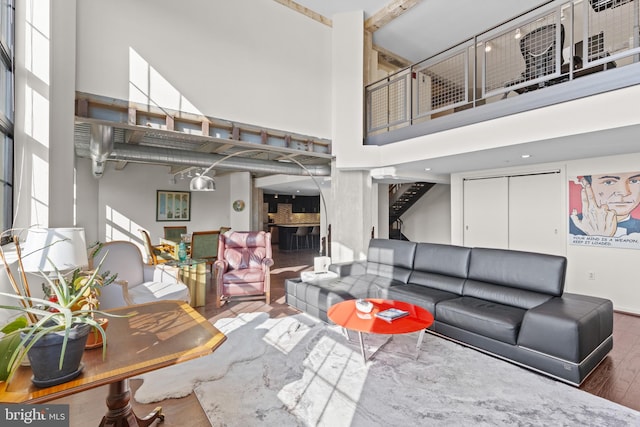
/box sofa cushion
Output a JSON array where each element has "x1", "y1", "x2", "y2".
[
  {"x1": 293, "y1": 274, "x2": 384, "y2": 313},
  {"x1": 336, "y1": 274, "x2": 405, "y2": 297},
  {"x1": 385, "y1": 283, "x2": 459, "y2": 314},
  {"x1": 365, "y1": 239, "x2": 416, "y2": 284},
  {"x1": 436, "y1": 297, "x2": 526, "y2": 345},
  {"x1": 408, "y1": 243, "x2": 470, "y2": 294},
  {"x1": 468, "y1": 248, "x2": 566, "y2": 296},
  {"x1": 463, "y1": 280, "x2": 553, "y2": 310},
  {"x1": 223, "y1": 268, "x2": 264, "y2": 284},
  {"x1": 412, "y1": 243, "x2": 471, "y2": 278}
]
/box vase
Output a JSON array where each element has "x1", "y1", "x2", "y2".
[
  {"x1": 85, "y1": 318, "x2": 109, "y2": 350},
  {"x1": 178, "y1": 242, "x2": 187, "y2": 262},
  {"x1": 22, "y1": 323, "x2": 91, "y2": 387}
]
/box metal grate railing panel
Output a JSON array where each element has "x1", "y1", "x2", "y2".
[
  {"x1": 364, "y1": 0, "x2": 640, "y2": 138},
  {"x1": 413, "y1": 49, "x2": 468, "y2": 118}
]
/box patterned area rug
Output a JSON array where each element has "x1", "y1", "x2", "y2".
[{"x1": 134, "y1": 313, "x2": 640, "y2": 426}]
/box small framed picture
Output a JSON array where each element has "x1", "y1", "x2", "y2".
[{"x1": 156, "y1": 190, "x2": 191, "y2": 221}]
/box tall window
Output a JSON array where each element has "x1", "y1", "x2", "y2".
[{"x1": 0, "y1": 0, "x2": 13, "y2": 245}]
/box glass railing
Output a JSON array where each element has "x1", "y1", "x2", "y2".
[{"x1": 365, "y1": 0, "x2": 640, "y2": 141}]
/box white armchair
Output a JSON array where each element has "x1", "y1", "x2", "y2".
[{"x1": 89, "y1": 241, "x2": 190, "y2": 309}]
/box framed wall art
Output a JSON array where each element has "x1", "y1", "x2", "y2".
[{"x1": 156, "y1": 190, "x2": 191, "y2": 221}]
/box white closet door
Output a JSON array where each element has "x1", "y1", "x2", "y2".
[
  {"x1": 463, "y1": 177, "x2": 509, "y2": 249},
  {"x1": 508, "y1": 173, "x2": 563, "y2": 255}
]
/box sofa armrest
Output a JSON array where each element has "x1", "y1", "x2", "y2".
[
  {"x1": 329, "y1": 261, "x2": 366, "y2": 277},
  {"x1": 517, "y1": 293, "x2": 613, "y2": 363}
]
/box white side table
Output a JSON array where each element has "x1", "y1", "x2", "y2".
[{"x1": 300, "y1": 271, "x2": 338, "y2": 283}]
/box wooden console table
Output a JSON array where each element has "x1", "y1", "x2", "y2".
[{"x1": 0, "y1": 300, "x2": 226, "y2": 426}]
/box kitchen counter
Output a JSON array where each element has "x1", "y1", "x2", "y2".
[{"x1": 276, "y1": 224, "x2": 319, "y2": 250}]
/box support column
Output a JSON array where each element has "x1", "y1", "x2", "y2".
[
  {"x1": 330, "y1": 11, "x2": 379, "y2": 262},
  {"x1": 50, "y1": 0, "x2": 78, "y2": 227}
]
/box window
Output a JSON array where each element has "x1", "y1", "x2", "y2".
[{"x1": 0, "y1": 0, "x2": 13, "y2": 245}]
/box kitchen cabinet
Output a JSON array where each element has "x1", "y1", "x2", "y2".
[{"x1": 292, "y1": 196, "x2": 320, "y2": 213}]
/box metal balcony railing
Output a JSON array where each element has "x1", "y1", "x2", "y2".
[{"x1": 365, "y1": 0, "x2": 640, "y2": 141}]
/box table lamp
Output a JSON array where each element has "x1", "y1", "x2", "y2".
[{"x1": 21, "y1": 227, "x2": 89, "y2": 275}]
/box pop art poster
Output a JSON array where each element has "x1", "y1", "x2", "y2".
[{"x1": 569, "y1": 171, "x2": 640, "y2": 249}]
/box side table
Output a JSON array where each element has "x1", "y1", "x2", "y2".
[
  {"x1": 163, "y1": 259, "x2": 207, "y2": 307},
  {"x1": 0, "y1": 301, "x2": 226, "y2": 426},
  {"x1": 178, "y1": 259, "x2": 207, "y2": 307}
]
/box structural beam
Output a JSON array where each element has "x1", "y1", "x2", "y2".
[
  {"x1": 272, "y1": 0, "x2": 332, "y2": 27},
  {"x1": 373, "y1": 44, "x2": 412, "y2": 69},
  {"x1": 365, "y1": 0, "x2": 423, "y2": 32}
]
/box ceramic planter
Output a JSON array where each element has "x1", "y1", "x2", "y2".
[
  {"x1": 85, "y1": 318, "x2": 109, "y2": 350},
  {"x1": 22, "y1": 323, "x2": 91, "y2": 387}
]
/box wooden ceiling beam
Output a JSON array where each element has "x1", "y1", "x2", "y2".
[
  {"x1": 272, "y1": 0, "x2": 332, "y2": 27},
  {"x1": 373, "y1": 43, "x2": 412, "y2": 69},
  {"x1": 365, "y1": 0, "x2": 423, "y2": 32}
]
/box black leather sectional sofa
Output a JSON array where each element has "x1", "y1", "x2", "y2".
[{"x1": 285, "y1": 238, "x2": 613, "y2": 385}]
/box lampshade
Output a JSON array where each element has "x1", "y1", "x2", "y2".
[
  {"x1": 21, "y1": 228, "x2": 89, "y2": 273},
  {"x1": 190, "y1": 174, "x2": 216, "y2": 191}
]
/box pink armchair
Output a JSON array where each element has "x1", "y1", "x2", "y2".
[{"x1": 213, "y1": 231, "x2": 273, "y2": 308}]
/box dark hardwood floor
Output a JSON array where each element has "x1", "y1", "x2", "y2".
[{"x1": 56, "y1": 246, "x2": 640, "y2": 426}]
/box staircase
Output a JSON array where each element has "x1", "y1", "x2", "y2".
[{"x1": 389, "y1": 182, "x2": 434, "y2": 240}]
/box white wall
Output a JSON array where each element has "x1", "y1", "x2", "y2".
[
  {"x1": 90, "y1": 162, "x2": 234, "y2": 250},
  {"x1": 229, "y1": 172, "x2": 252, "y2": 231},
  {"x1": 402, "y1": 184, "x2": 451, "y2": 244},
  {"x1": 75, "y1": 0, "x2": 332, "y2": 139},
  {"x1": 450, "y1": 152, "x2": 640, "y2": 314}
]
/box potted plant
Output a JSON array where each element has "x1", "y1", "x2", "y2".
[
  {"x1": 0, "y1": 238, "x2": 119, "y2": 387},
  {"x1": 71, "y1": 266, "x2": 116, "y2": 349}
]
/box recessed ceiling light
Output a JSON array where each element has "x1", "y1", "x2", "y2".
[
  {"x1": 521, "y1": 154, "x2": 531, "y2": 159},
  {"x1": 424, "y1": 167, "x2": 431, "y2": 171}
]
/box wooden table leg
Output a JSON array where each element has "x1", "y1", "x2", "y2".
[{"x1": 99, "y1": 378, "x2": 164, "y2": 427}]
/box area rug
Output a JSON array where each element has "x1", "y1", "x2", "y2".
[{"x1": 133, "y1": 313, "x2": 640, "y2": 426}]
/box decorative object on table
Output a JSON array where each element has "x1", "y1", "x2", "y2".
[
  {"x1": 213, "y1": 231, "x2": 273, "y2": 308},
  {"x1": 178, "y1": 241, "x2": 188, "y2": 262},
  {"x1": 375, "y1": 307, "x2": 410, "y2": 322},
  {"x1": 0, "y1": 228, "x2": 119, "y2": 386},
  {"x1": 156, "y1": 190, "x2": 190, "y2": 221},
  {"x1": 355, "y1": 298, "x2": 373, "y2": 313},
  {"x1": 40, "y1": 267, "x2": 117, "y2": 350},
  {"x1": 232, "y1": 199, "x2": 245, "y2": 212}
]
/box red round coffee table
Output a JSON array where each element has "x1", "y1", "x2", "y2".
[{"x1": 327, "y1": 299, "x2": 434, "y2": 362}]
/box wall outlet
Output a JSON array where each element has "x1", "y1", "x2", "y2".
[{"x1": 587, "y1": 271, "x2": 595, "y2": 280}]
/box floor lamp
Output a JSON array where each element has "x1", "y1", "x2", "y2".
[{"x1": 188, "y1": 149, "x2": 331, "y2": 257}]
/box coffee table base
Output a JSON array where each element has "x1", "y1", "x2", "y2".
[{"x1": 342, "y1": 328, "x2": 427, "y2": 362}]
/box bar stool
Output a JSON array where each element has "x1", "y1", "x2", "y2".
[
  {"x1": 290, "y1": 226, "x2": 310, "y2": 250},
  {"x1": 309, "y1": 226, "x2": 320, "y2": 248}
]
